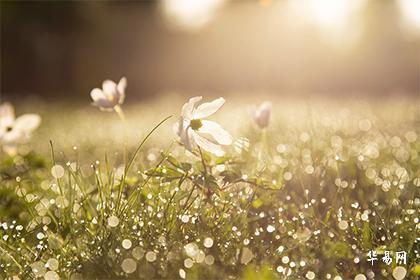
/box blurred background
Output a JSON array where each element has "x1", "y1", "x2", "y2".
[{"x1": 1, "y1": 0, "x2": 420, "y2": 103}]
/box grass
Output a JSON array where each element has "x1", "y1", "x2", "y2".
[{"x1": 0, "y1": 97, "x2": 419, "y2": 279}]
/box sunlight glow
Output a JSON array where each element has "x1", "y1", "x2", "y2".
[
  {"x1": 397, "y1": 0, "x2": 420, "y2": 31},
  {"x1": 161, "y1": 0, "x2": 225, "y2": 31},
  {"x1": 287, "y1": 0, "x2": 366, "y2": 47},
  {"x1": 306, "y1": 0, "x2": 351, "y2": 28},
  {"x1": 295, "y1": 0, "x2": 366, "y2": 31}
]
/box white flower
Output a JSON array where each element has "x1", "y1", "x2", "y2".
[
  {"x1": 253, "y1": 101, "x2": 272, "y2": 129},
  {"x1": 90, "y1": 77, "x2": 127, "y2": 110},
  {"x1": 0, "y1": 103, "x2": 41, "y2": 155},
  {"x1": 176, "y1": 96, "x2": 233, "y2": 156}
]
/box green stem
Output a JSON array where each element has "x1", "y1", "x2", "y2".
[
  {"x1": 198, "y1": 146, "x2": 208, "y2": 175},
  {"x1": 115, "y1": 115, "x2": 172, "y2": 213},
  {"x1": 114, "y1": 104, "x2": 128, "y2": 173}
]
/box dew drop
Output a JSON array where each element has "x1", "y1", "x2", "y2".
[
  {"x1": 184, "y1": 243, "x2": 199, "y2": 258},
  {"x1": 283, "y1": 172, "x2": 293, "y2": 181},
  {"x1": 44, "y1": 271, "x2": 60, "y2": 280},
  {"x1": 46, "y1": 258, "x2": 59, "y2": 271},
  {"x1": 31, "y1": 261, "x2": 46, "y2": 277},
  {"x1": 181, "y1": 215, "x2": 189, "y2": 223},
  {"x1": 37, "y1": 232, "x2": 45, "y2": 240},
  {"x1": 306, "y1": 271, "x2": 315, "y2": 279},
  {"x1": 179, "y1": 269, "x2": 186, "y2": 279},
  {"x1": 51, "y1": 165, "x2": 65, "y2": 179},
  {"x1": 240, "y1": 247, "x2": 254, "y2": 264},
  {"x1": 184, "y1": 258, "x2": 194, "y2": 268},
  {"x1": 204, "y1": 237, "x2": 214, "y2": 248},
  {"x1": 338, "y1": 220, "x2": 348, "y2": 230},
  {"x1": 108, "y1": 215, "x2": 119, "y2": 227},
  {"x1": 204, "y1": 255, "x2": 214, "y2": 265},
  {"x1": 132, "y1": 246, "x2": 145, "y2": 260},
  {"x1": 392, "y1": 266, "x2": 407, "y2": 280},
  {"x1": 354, "y1": 274, "x2": 366, "y2": 280},
  {"x1": 145, "y1": 251, "x2": 157, "y2": 262},
  {"x1": 122, "y1": 239, "x2": 132, "y2": 249},
  {"x1": 267, "y1": 225, "x2": 275, "y2": 233},
  {"x1": 121, "y1": 258, "x2": 137, "y2": 274}
]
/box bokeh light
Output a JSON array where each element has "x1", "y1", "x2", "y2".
[
  {"x1": 287, "y1": 0, "x2": 366, "y2": 46},
  {"x1": 397, "y1": 0, "x2": 420, "y2": 31},
  {"x1": 161, "y1": 0, "x2": 225, "y2": 31}
]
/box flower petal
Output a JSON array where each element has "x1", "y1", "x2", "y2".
[
  {"x1": 181, "y1": 96, "x2": 202, "y2": 120},
  {"x1": 0, "y1": 102, "x2": 15, "y2": 128},
  {"x1": 117, "y1": 77, "x2": 127, "y2": 104},
  {"x1": 192, "y1": 132, "x2": 224, "y2": 156},
  {"x1": 13, "y1": 114, "x2": 41, "y2": 132},
  {"x1": 175, "y1": 116, "x2": 198, "y2": 152},
  {"x1": 199, "y1": 120, "x2": 232, "y2": 145},
  {"x1": 90, "y1": 88, "x2": 106, "y2": 102},
  {"x1": 193, "y1": 97, "x2": 225, "y2": 119},
  {"x1": 2, "y1": 129, "x2": 23, "y2": 144},
  {"x1": 91, "y1": 88, "x2": 117, "y2": 109},
  {"x1": 102, "y1": 80, "x2": 117, "y2": 98},
  {"x1": 254, "y1": 101, "x2": 272, "y2": 128}
]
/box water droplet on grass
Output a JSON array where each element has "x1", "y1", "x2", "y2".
[
  {"x1": 44, "y1": 271, "x2": 59, "y2": 280},
  {"x1": 121, "y1": 258, "x2": 137, "y2": 274},
  {"x1": 122, "y1": 239, "x2": 132, "y2": 249},
  {"x1": 179, "y1": 269, "x2": 186, "y2": 279},
  {"x1": 306, "y1": 271, "x2": 315, "y2": 279},
  {"x1": 267, "y1": 225, "x2": 275, "y2": 233},
  {"x1": 240, "y1": 247, "x2": 253, "y2": 264},
  {"x1": 204, "y1": 255, "x2": 214, "y2": 265},
  {"x1": 145, "y1": 251, "x2": 157, "y2": 262},
  {"x1": 108, "y1": 215, "x2": 119, "y2": 227},
  {"x1": 132, "y1": 246, "x2": 145, "y2": 260},
  {"x1": 354, "y1": 274, "x2": 366, "y2": 280},
  {"x1": 203, "y1": 237, "x2": 213, "y2": 248},
  {"x1": 46, "y1": 258, "x2": 59, "y2": 271},
  {"x1": 392, "y1": 266, "x2": 407, "y2": 280},
  {"x1": 51, "y1": 165, "x2": 65, "y2": 179},
  {"x1": 338, "y1": 220, "x2": 348, "y2": 230}
]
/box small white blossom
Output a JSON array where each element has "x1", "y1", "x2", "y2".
[
  {"x1": 175, "y1": 96, "x2": 232, "y2": 156},
  {"x1": 253, "y1": 101, "x2": 272, "y2": 129},
  {"x1": 90, "y1": 77, "x2": 127, "y2": 110},
  {"x1": 0, "y1": 103, "x2": 41, "y2": 155}
]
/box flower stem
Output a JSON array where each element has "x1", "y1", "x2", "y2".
[
  {"x1": 198, "y1": 146, "x2": 208, "y2": 175},
  {"x1": 256, "y1": 128, "x2": 267, "y2": 172},
  {"x1": 115, "y1": 115, "x2": 172, "y2": 213},
  {"x1": 114, "y1": 105, "x2": 128, "y2": 166}
]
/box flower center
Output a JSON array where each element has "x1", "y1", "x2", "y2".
[
  {"x1": 189, "y1": 119, "x2": 202, "y2": 131},
  {"x1": 6, "y1": 126, "x2": 12, "y2": 132}
]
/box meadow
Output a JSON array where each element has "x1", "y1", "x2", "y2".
[{"x1": 0, "y1": 93, "x2": 419, "y2": 280}]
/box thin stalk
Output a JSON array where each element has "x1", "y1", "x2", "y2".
[
  {"x1": 114, "y1": 105, "x2": 128, "y2": 212},
  {"x1": 115, "y1": 115, "x2": 172, "y2": 213},
  {"x1": 198, "y1": 146, "x2": 208, "y2": 175},
  {"x1": 49, "y1": 141, "x2": 64, "y2": 197},
  {"x1": 119, "y1": 140, "x2": 175, "y2": 216},
  {"x1": 257, "y1": 128, "x2": 267, "y2": 171},
  {"x1": 114, "y1": 104, "x2": 128, "y2": 168}
]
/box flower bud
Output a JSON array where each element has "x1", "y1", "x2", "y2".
[{"x1": 254, "y1": 101, "x2": 272, "y2": 129}]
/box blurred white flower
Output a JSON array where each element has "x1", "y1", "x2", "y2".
[
  {"x1": 90, "y1": 77, "x2": 127, "y2": 110},
  {"x1": 253, "y1": 101, "x2": 272, "y2": 129},
  {"x1": 176, "y1": 96, "x2": 232, "y2": 156},
  {"x1": 0, "y1": 102, "x2": 41, "y2": 155}
]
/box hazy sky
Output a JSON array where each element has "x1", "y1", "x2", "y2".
[{"x1": 1, "y1": 0, "x2": 419, "y2": 101}]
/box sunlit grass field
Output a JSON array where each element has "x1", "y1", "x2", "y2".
[{"x1": 0, "y1": 96, "x2": 419, "y2": 280}]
